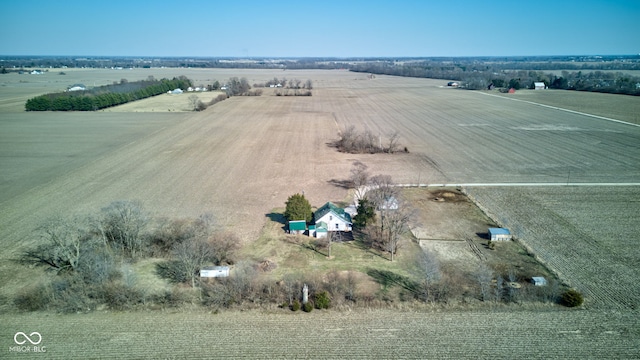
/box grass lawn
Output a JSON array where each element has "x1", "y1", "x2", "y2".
[{"x1": 241, "y1": 209, "x2": 424, "y2": 283}]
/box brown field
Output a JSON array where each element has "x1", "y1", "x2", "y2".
[
  {"x1": 1, "y1": 309, "x2": 638, "y2": 359},
  {"x1": 1, "y1": 69, "x2": 639, "y2": 357},
  {"x1": 490, "y1": 88, "x2": 640, "y2": 125},
  {"x1": 466, "y1": 186, "x2": 640, "y2": 310}
]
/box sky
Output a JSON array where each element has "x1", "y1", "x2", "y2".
[{"x1": 1, "y1": 0, "x2": 639, "y2": 57}]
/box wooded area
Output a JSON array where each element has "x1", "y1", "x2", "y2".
[{"x1": 25, "y1": 77, "x2": 192, "y2": 111}]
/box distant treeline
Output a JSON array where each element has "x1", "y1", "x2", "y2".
[
  {"x1": 25, "y1": 77, "x2": 192, "y2": 111},
  {"x1": 350, "y1": 62, "x2": 640, "y2": 96}
]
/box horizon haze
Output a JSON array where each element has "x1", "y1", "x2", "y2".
[{"x1": 1, "y1": 0, "x2": 638, "y2": 58}]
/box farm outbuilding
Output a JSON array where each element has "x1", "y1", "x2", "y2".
[
  {"x1": 200, "y1": 266, "x2": 230, "y2": 278},
  {"x1": 488, "y1": 227, "x2": 512, "y2": 241},
  {"x1": 532, "y1": 276, "x2": 547, "y2": 286},
  {"x1": 534, "y1": 82, "x2": 546, "y2": 90},
  {"x1": 288, "y1": 220, "x2": 306, "y2": 235}
]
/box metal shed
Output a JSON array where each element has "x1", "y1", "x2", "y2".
[{"x1": 488, "y1": 228, "x2": 512, "y2": 241}]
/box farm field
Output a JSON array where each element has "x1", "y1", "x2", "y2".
[
  {"x1": 1, "y1": 69, "x2": 639, "y2": 357},
  {"x1": 1, "y1": 309, "x2": 638, "y2": 359},
  {"x1": 490, "y1": 88, "x2": 640, "y2": 125},
  {"x1": 466, "y1": 186, "x2": 640, "y2": 310}
]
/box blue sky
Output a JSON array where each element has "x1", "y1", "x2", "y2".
[{"x1": 1, "y1": 0, "x2": 638, "y2": 57}]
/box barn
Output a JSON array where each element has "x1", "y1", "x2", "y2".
[
  {"x1": 200, "y1": 266, "x2": 230, "y2": 278},
  {"x1": 488, "y1": 227, "x2": 512, "y2": 241}
]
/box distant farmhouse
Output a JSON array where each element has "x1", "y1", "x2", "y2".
[{"x1": 67, "y1": 84, "x2": 86, "y2": 92}]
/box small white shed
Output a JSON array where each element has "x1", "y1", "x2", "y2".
[
  {"x1": 488, "y1": 228, "x2": 512, "y2": 241},
  {"x1": 534, "y1": 82, "x2": 546, "y2": 90},
  {"x1": 200, "y1": 266, "x2": 230, "y2": 278},
  {"x1": 532, "y1": 276, "x2": 547, "y2": 286}
]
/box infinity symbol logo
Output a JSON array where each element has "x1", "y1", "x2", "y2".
[{"x1": 14, "y1": 332, "x2": 42, "y2": 345}]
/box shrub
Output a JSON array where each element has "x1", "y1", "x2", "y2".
[
  {"x1": 101, "y1": 281, "x2": 145, "y2": 310},
  {"x1": 314, "y1": 291, "x2": 331, "y2": 309},
  {"x1": 14, "y1": 283, "x2": 52, "y2": 311},
  {"x1": 156, "y1": 260, "x2": 189, "y2": 284},
  {"x1": 291, "y1": 299, "x2": 301, "y2": 311},
  {"x1": 303, "y1": 301, "x2": 314, "y2": 312},
  {"x1": 560, "y1": 289, "x2": 584, "y2": 307}
]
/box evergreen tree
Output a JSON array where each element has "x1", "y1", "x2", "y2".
[
  {"x1": 284, "y1": 193, "x2": 312, "y2": 222},
  {"x1": 353, "y1": 198, "x2": 376, "y2": 228}
]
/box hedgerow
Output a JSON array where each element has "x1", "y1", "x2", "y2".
[{"x1": 25, "y1": 77, "x2": 192, "y2": 111}]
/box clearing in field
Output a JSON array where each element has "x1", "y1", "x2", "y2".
[{"x1": 239, "y1": 188, "x2": 561, "y2": 306}]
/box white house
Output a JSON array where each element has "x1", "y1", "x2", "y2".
[
  {"x1": 311, "y1": 202, "x2": 352, "y2": 238},
  {"x1": 534, "y1": 82, "x2": 546, "y2": 90},
  {"x1": 68, "y1": 84, "x2": 86, "y2": 92},
  {"x1": 488, "y1": 228, "x2": 512, "y2": 241},
  {"x1": 378, "y1": 196, "x2": 399, "y2": 210},
  {"x1": 200, "y1": 266, "x2": 230, "y2": 278}
]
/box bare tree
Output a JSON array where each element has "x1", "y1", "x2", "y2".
[
  {"x1": 417, "y1": 248, "x2": 441, "y2": 302},
  {"x1": 475, "y1": 263, "x2": 494, "y2": 301},
  {"x1": 494, "y1": 275, "x2": 505, "y2": 302},
  {"x1": 188, "y1": 94, "x2": 199, "y2": 111},
  {"x1": 387, "y1": 131, "x2": 400, "y2": 153},
  {"x1": 368, "y1": 174, "x2": 398, "y2": 209},
  {"x1": 350, "y1": 161, "x2": 369, "y2": 201},
  {"x1": 304, "y1": 79, "x2": 313, "y2": 89},
  {"x1": 99, "y1": 200, "x2": 148, "y2": 258},
  {"x1": 208, "y1": 231, "x2": 239, "y2": 265},
  {"x1": 19, "y1": 217, "x2": 90, "y2": 273},
  {"x1": 171, "y1": 237, "x2": 213, "y2": 288},
  {"x1": 380, "y1": 204, "x2": 411, "y2": 262}
]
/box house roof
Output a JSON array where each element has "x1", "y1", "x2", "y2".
[
  {"x1": 488, "y1": 228, "x2": 510, "y2": 235},
  {"x1": 314, "y1": 202, "x2": 352, "y2": 224},
  {"x1": 289, "y1": 220, "x2": 306, "y2": 231}
]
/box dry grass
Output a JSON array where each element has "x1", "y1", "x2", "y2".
[{"x1": 103, "y1": 91, "x2": 227, "y2": 112}]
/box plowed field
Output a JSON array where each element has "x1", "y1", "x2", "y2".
[{"x1": 1, "y1": 69, "x2": 639, "y2": 358}]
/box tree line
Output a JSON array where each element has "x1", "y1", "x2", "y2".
[
  {"x1": 25, "y1": 76, "x2": 193, "y2": 111},
  {"x1": 351, "y1": 61, "x2": 640, "y2": 95}
]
